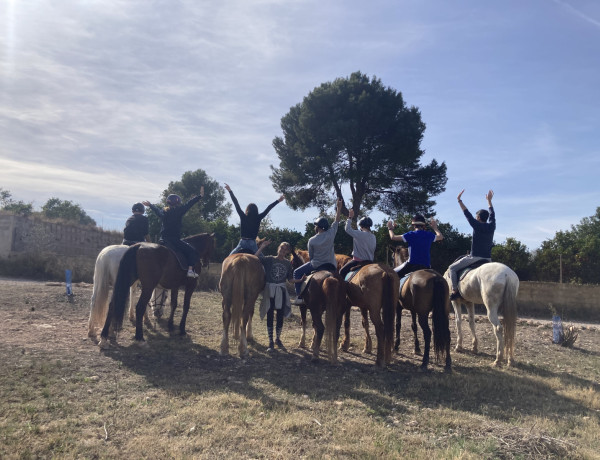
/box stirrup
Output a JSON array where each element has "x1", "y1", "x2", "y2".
[{"x1": 187, "y1": 270, "x2": 199, "y2": 278}]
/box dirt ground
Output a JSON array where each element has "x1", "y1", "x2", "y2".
[
  {"x1": 1, "y1": 277, "x2": 599, "y2": 377},
  {"x1": 1, "y1": 278, "x2": 600, "y2": 459}
]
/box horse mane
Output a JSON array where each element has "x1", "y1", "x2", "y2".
[{"x1": 184, "y1": 233, "x2": 215, "y2": 267}]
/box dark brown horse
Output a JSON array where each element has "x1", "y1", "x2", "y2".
[
  {"x1": 394, "y1": 248, "x2": 452, "y2": 371},
  {"x1": 99, "y1": 233, "x2": 215, "y2": 348},
  {"x1": 344, "y1": 263, "x2": 399, "y2": 367},
  {"x1": 219, "y1": 253, "x2": 266, "y2": 358},
  {"x1": 290, "y1": 250, "x2": 346, "y2": 363}
]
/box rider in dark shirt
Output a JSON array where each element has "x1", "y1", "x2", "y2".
[
  {"x1": 225, "y1": 183, "x2": 284, "y2": 255},
  {"x1": 448, "y1": 189, "x2": 496, "y2": 300},
  {"x1": 122, "y1": 203, "x2": 150, "y2": 246},
  {"x1": 142, "y1": 186, "x2": 204, "y2": 278}
]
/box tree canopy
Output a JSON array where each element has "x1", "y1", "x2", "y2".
[
  {"x1": 41, "y1": 197, "x2": 96, "y2": 226},
  {"x1": 0, "y1": 188, "x2": 33, "y2": 216},
  {"x1": 270, "y1": 71, "x2": 447, "y2": 220}
]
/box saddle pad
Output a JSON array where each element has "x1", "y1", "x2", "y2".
[
  {"x1": 458, "y1": 259, "x2": 489, "y2": 281},
  {"x1": 398, "y1": 273, "x2": 411, "y2": 293},
  {"x1": 344, "y1": 267, "x2": 361, "y2": 283}
]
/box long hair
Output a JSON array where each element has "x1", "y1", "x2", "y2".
[{"x1": 245, "y1": 203, "x2": 258, "y2": 217}]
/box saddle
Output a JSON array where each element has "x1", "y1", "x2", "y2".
[
  {"x1": 342, "y1": 261, "x2": 372, "y2": 282},
  {"x1": 298, "y1": 268, "x2": 336, "y2": 298},
  {"x1": 159, "y1": 240, "x2": 193, "y2": 271},
  {"x1": 457, "y1": 259, "x2": 490, "y2": 281}
]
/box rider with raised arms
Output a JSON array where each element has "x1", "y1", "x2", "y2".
[
  {"x1": 292, "y1": 198, "x2": 343, "y2": 305},
  {"x1": 142, "y1": 185, "x2": 204, "y2": 278},
  {"x1": 448, "y1": 189, "x2": 495, "y2": 300}
]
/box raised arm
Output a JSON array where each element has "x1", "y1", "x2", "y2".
[
  {"x1": 258, "y1": 194, "x2": 284, "y2": 219},
  {"x1": 430, "y1": 218, "x2": 444, "y2": 242},
  {"x1": 457, "y1": 189, "x2": 467, "y2": 212},
  {"x1": 225, "y1": 183, "x2": 244, "y2": 217},
  {"x1": 387, "y1": 220, "x2": 405, "y2": 242},
  {"x1": 334, "y1": 199, "x2": 343, "y2": 223}
]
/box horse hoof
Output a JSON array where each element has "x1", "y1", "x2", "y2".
[
  {"x1": 98, "y1": 338, "x2": 110, "y2": 350},
  {"x1": 491, "y1": 360, "x2": 501, "y2": 368},
  {"x1": 418, "y1": 365, "x2": 429, "y2": 372},
  {"x1": 134, "y1": 340, "x2": 148, "y2": 348},
  {"x1": 444, "y1": 366, "x2": 452, "y2": 374}
]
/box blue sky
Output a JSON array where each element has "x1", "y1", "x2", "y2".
[{"x1": 1, "y1": 0, "x2": 599, "y2": 251}]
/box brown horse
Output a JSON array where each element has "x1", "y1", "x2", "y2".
[
  {"x1": 99, "y1": 233, "x2": 215, "y2": 348},
  {"x1": 219, "y1": 253, "x2": 266, "y2": 358},
  {"x1": 343, "y1": 263, "x2": 399, "y2": 367},
  {"x1": 290, "y1": 250, "x2": 346, "y2": 363},
  {"x1": 393, "y1": 247, "x2": 452, "y2": 371}
]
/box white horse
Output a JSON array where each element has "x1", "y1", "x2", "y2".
[
  {"x1": 87, "y1": 245, "x2": 167, "y2": 340},
  {"x1": 443, "y1": 262, "x2": 519, "y2": 367}
]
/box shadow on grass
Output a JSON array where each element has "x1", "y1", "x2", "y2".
[{"x1": 100, "y1": 325, "x2": 598, "y2": 428}]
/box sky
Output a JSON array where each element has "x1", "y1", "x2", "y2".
[{"x1": 1, "y1": 0, "x2": 599, "y2": 251}]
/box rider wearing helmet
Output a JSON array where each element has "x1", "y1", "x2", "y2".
[
  {"x1": 448, "y1": 189, "x2": 496, "y2": 300},
  {"x1": 142, "y1": 186, "x2": 204, "y2": 278},
  {"x1": 339, "y1": 209, "x2": 376, "y2": 278},
  {"x1": 388, "y1": 213, "x2": 443, "y2": 278},
  {"x1": 292, "y1": 199, "x2": 343, "y2": 305},
  {"x1": 122, "y1": 202, "x2": 150, "y2": 246},
  {"x1": 224, "y1": 183, "x2": 285, "y2": 255}
]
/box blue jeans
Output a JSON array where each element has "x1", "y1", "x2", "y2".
[
  {"x1": 230, "y1": 239, "x2": 258, "y2": 255},
  {"x1": 293, "y1": 261, "x2": 314, "y2": 296}
]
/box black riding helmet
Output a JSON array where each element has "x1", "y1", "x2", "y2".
[
  {"x1": 166, "y1": 194, "x2": 182, "y2": 207},
  {"x1": 314, "y1": 217, "x2": 330, "y2": 231},
  {"x1": 132, "y1": 203, "x2": 145, "y2": 213}
]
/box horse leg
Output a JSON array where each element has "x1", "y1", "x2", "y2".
[
  {"x1": 220, "y1": 300, "x2": 231, "y2": 356},
  {"x1": 246, "y1": 306, "x2": 254, "y2": 342},
  {"x1": 299, "y1": 306, "x2": 308, "y2": 349},
  {"x1": 487, "y1": 308, "x2": 505, "y2": 367},
  {"x1": 417, "y1": 313, "x2": 431, "y2": 371},
  {"x1": 310, "y1": 307, "x2": 325, "y2": 362},
  {"x1": 340, "y1": 302, "x2": 351, "y2": 352},
  {"x1": 394, "y1": 303, "x2": 401, "y2": 352},
  {"x1": 368, "y1": 309, "x2": 385, "y2": 368},
  {"x1": 361, "y1": 307, "x2": 373, "y2": 354},
  {"x1": 168, "y1": 289, "x2": 179, "y2": 332},
  {"x1": 466, "y1": 303, "x2": 478, "y2": 354},
  {"x1": 452, "y1": 300, "x2": 465, "y2": 352},
  {"x1": 411, "y1": 310, "x2": 421, "y2": 355},
  {"x1": 238, "y1": 301, "x2": 253, "y2": 358},
  {"x1": 134, "y1": 287, "x2": 154, "y2": 342},
  {"x1": 128, "y1": 282, "x2": 137, "y2": 323},
  {"x1": 179, "y1": 280, "x2": 196, "y2": 336}
]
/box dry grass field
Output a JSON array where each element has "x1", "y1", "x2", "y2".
[{"x1": 0, "y1": 277, "x2": 599, "y2": 459}]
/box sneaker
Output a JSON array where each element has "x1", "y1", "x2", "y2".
[
  {"x1": 267, "y1": 341, "x2": 275, "y2": 352},
  {"x1": 292, "y1": 298, "x2": 305, "y2": 306},
  {"x1": 187, "y1": 269, "x2": 199, "y2": 278},
  {"x1": 449, "y1": 291, "x2": 461, "y2": 301}
]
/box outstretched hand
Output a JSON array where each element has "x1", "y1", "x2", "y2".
[
  {"x1": 142, "y1": 201, "x2": 151, "y2": 206},
  {"x1": 387, "y1": 220, "x2": 396, "y2": 230},
  {"x1": 224, "y1": 183, "x2": 231, "y2": 192},
  {"x1": 486, "y1": 190, "x2": 494, "y2": 204},
  {"x1": 200, "y1": 186, "x2": 205, "y2": 197},
  {"x1": 278, "y1": 194, "x2": 285, "y2": 203},
  {"x1": 457, "y1": 189, "x2": 465, "y2": 201},
  {"x1": 348, "y1": 209, "x2": 355, "y2": 219}
]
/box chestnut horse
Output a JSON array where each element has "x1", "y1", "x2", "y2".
[
  {"x1": 99, "y1": 233, "x2": 215, "y2": 348},
  {"x1": 218, "y1": 253, "x2": 265, "y2": 358},
  {"x1": 343, "y1": 263, "x2": 399, "y2": 367},
  {"x1": 443, "y1": 262, "x2": 518, "y2": 367},
  {"x1": 290, "y1": 250, "x2": 347, "y2": 363}
]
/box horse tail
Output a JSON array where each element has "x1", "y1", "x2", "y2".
[
  {"x1": 431, "y1": 275, "x2": 451, "y2": 363},
  {"x1": 88, "y1": 250, "x2": 112, "y2": 336},
  {"x1": 501, "y1": 274, "x2": 518, "y2": 359},
  {"x1": 229, "y1": 263, "x2": 246, "y2": 340},
  {"x1": 382, "y1": 271, "x2": 395, "y2": 363},
  {"x1": 324, "y1": 275, "x2": 343, "y2": 362},
  {"x1": 109, "y1": 245, "x2": 140, "y2": 332}
]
